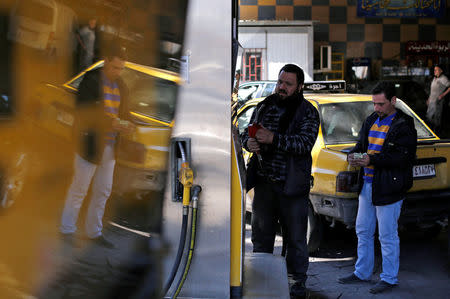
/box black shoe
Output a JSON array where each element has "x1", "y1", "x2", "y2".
[
  {"x1": 369, "y1": 280, "x2": 395, "y2": 294},
  {"x1": 290, "y1": 281, "x2": 306, "y2": 298},
  {"x1": 338, "y1": 273, "x2": 368, "y2": 284},
  {"x1": 90, "y1": 235, "x2": 115, "y2": 249}
]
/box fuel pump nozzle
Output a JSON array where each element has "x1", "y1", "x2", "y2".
[{"x1": 248, "y1": 123, "x2": 264, "y2": 170}]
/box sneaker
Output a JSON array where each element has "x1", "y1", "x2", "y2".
[
  {"x1": 338, "y1": 273, "x2": 368, "y2": 284},
  {"x1": 90, "y1": 235, "x2": 115, "y2": 249},
  {"x1": 369, "y1": 280, "x2": 396, "y2": 294},
  {"x1": 290, "y1": 281, "x2": 306, "y2": 298}
]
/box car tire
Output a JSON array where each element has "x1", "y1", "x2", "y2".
[{"x1": 307, "y1": 202, "x2": 323, "y2": 253}]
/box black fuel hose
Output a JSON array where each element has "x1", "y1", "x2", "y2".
[
  {"x1": 162, "y1": 206, "x2": 189, "y2": 296},
  {"x1": 171, "y1": 185, "x2": 202, "y2": 299},
  {"x1": 162, "y1": 141, "x2": 190, "y2": 296}
]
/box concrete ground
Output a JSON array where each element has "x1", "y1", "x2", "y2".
[{"x1": 244, "y1": 221, "x2": 450, "y2": 299}]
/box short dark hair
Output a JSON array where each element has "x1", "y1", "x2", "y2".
[
  {"x1": 104, "y1": 43, "x2": 128, "y2": 61},
  {"x1": 435, "y1": 64, "x2": 445, "y2": 73},
  {"x1": 372, "y1": 81, "x2": 396, "y2": 101},
  {"x1": 279, "y1": 64, "x2": 305, "y2": 87}
]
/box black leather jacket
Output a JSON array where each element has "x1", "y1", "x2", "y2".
[
  {"x1": 349, "y1": 109, "x2": 417, "y2": 205},
  {"x1": 243, "y1": 93, "x2": 320, "y2": 196}
]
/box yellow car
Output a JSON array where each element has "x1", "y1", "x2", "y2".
[
  {"x1": 235, "y1": 82, "x2": 450, "y2": 251},
  {"x1": 31, "y1": 61, "x2": 180, "y2": 198}
]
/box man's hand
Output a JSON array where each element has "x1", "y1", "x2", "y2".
[
  {"x1": 348, "y1": 153, "x2": 370, "y2": 167},
  {"x1": 255, "y1": 125, "x2": 274, "y2": 144},
  {"x1": 247, "y1": 138, "x2": 260, "y2": 153},
  {"x1": 347, "y1": 153, "x2": 359, "y2": 167},
  {"x1": 112, "y1": 118, "x2": 136, "y2": 135},
  {"x1": 358, "y1": 154, "x2": 370, "y2": 167}
]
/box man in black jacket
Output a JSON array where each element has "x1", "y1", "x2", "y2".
[
  {"x1": 338, "y1": 81, "x2": 417, "y2": 294},
  {"x1": 241, "y1": 64, "x2": 320, "y2": 298},
  {"x1": 60, "y1": 45, "x2": 134, "y2": 248}
]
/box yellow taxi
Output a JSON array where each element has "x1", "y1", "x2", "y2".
[
  {"x1": 235, "y1": 81, "x2": 450, "y2": 251},
  {"x1": 31, "y1": 61, "x2": 180, "y2": 198}
]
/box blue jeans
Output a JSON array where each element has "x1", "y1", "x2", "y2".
[{"x1": 354, "y1": 182, "x2": 403, "y2": 285}]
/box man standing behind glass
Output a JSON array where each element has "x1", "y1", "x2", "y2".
[
  {"x1": 338, "y1": 81, "x2": 417, "y2": 294},
  {"x1": 241, "y1": 64, "x2": 320, "y2": 298},
  {"x1": 60, "y1": 45, "x2": 134, "y2": 248}
]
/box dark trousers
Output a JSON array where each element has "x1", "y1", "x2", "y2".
[{"x1": 251, "y1": 180, "x2": 309, "y2": 283}]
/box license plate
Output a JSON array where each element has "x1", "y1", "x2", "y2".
[
  {"x1": 56, "y1": 110, "x2": 74, "y2": 126},
  {"x1": 413, "y1": 164, "x2": 436, "y2": 178}
]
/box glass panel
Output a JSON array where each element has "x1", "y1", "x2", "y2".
[
  {"x1": 320, "y1": 101, "x2": 434, "y2": 145},
  {"x1": 0, "y1": 0, "x2": 189, "y2": 297}
]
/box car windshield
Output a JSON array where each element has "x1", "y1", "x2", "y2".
[
  {"x1": 120, "y1": 68, "x2": 177, "y2": 123},
  {"x1": 320, "y1": 100, "x2": 434, "y2": 144},
  {"x1": 237, "y1": 106, "x2": 255, "y2": 135},
  {"x1": 67, "y1": 63, "x2": 103, "y2": 89},
  {"x1": 67, "y1": 64, "x2": 177, "y2": 123},
  {"x1": 237, "y1": 84, "x2": 258, "y2": 103}
]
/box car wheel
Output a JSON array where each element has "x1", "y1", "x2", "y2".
[{"x1": 307, "y1": 202, "x2": 323, "y2": 253}]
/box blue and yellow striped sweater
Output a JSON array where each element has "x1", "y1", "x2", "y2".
[
  {"x1": 364, "y1": 112, "x2": 396, "y2": 182},
  {"x1": 103, "y1": 75, "x2": 121, "y2": 145}
]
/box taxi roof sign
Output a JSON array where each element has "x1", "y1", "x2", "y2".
[{"x1": 304, "y1": 80, "x2": 346, "y2": 93}]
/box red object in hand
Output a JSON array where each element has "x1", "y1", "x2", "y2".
[{"x1": 248, "y1": 123, "x2": 261, "y2": 138}]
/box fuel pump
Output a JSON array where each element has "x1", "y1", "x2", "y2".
[{"x1": 163, "y1": 139, "x2": 202, "y2": 298}]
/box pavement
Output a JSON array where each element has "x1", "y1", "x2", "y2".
[
  {"x1": 38, "y1": 223, "x2": 159, "y2": 299},
  {"x1": 246, "y1": 222, "x2": 450, "y2": 299}
]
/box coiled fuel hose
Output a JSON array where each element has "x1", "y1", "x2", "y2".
[
  {"x1": 162, "y1": 142, "x2": 193, "y2": 296},
  {"x1": 172, "y1": 184, "x2": 202, "y2": 299}
]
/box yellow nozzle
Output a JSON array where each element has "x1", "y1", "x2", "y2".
[{"x1": 179, "y1": 162, "x2": 193, "y2": 206}]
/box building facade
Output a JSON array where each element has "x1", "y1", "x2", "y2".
[{"x1": 239, "y1": 0, "x2": 450, "y2": 81}]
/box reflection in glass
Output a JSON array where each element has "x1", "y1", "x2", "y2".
[{"x1": 0, "y1": 0, "x2": 188, "y2": 298}]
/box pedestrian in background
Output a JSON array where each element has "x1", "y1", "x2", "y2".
[
  {"x1": 76, "y1": 16, "x2": 98, "y2": 71},
  {"x1": 241, "y1": 64, "x2": 320, "y2": 298},
  {"x1": 338, "y1": 81, "x2": 417, "y2": 294},
  {"x1": 60, "y1": 45, "x2": 134, "y2": 249},
  {"x1": 426, "y1": 64, "x2": 450, "y2": 134}
]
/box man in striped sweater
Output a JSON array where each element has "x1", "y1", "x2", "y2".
[
  {"x1": 338, "y1": 81, "x2": 417, "y2": 294},
  {"x1": 60, "y1": 45, "x2": 134, "y2": 249}
]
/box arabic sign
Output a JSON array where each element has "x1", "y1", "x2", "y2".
[
  {"x1": 357, "y1": 0, "x2": 446, "y2": 17},
  {"x1": 405, "y1": 41, "x2": 450, "y2": 56},
  {"x1": 304, "y1": 81, "x2": 346, "y2": 92}
]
